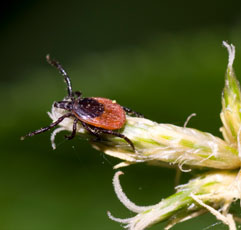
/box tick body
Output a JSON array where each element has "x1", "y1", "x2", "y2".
[
  {"x1": 21, "y1": 55, "x2": 144, "y2": 152},
  {"x1": 73, "y1": 97, "x2": 126, "y2": 130}
]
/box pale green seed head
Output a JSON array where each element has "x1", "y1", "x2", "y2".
[
  {"x1": 220, "y1": 42, "x2": 241, "y2": 147},
  {"x1": 108, "y1": 170, "x2": 241, "y2": 230}
]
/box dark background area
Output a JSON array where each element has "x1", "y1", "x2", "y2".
[{"x1": 1, "y1": 0, "x2": 241, "y2": 229}]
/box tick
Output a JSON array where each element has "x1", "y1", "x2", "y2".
[{"x1": 21, "y1": 55, "x2": 144, "y2": 152}]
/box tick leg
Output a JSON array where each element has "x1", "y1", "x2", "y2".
[
  {"x1": 46, "y1": 55, "x2": 73, "y2": 98},
  {"x1": 100, "y1": 129, "x2": 136, "y2": 152},
  {"x1": 65, "y1": 118, "x2": 78, "y2": 140},
  {"x1": 21, "y1": 113, "x2": 73, "y2": 140},
  {"x1": 80, "y1": 121, "x2": 101, "y2": 140},
  {"x1": 80, "y1": 122, "x2": 136, "y2": 152},
  {"x1": 122, "y1": 106, "x2": 144, "y2": 118}
]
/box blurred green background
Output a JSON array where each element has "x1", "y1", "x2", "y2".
[{"x1": 1, "y1": 0, "x2": 241, "y2": 229}]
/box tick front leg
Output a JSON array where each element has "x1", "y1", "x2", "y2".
[
  {"x1": 46, "y1": 55, "x2": 73, "y2": 98},
  {"x1": 21, "y1": 113, "x2": 73, "y2": 140},
  {"x1": 122, "y1": 106, "x2": 144, "y2": 118}
]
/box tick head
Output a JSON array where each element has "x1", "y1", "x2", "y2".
[{"x1": 54, "y1": 100, "x2": 73, "y2": 111}]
